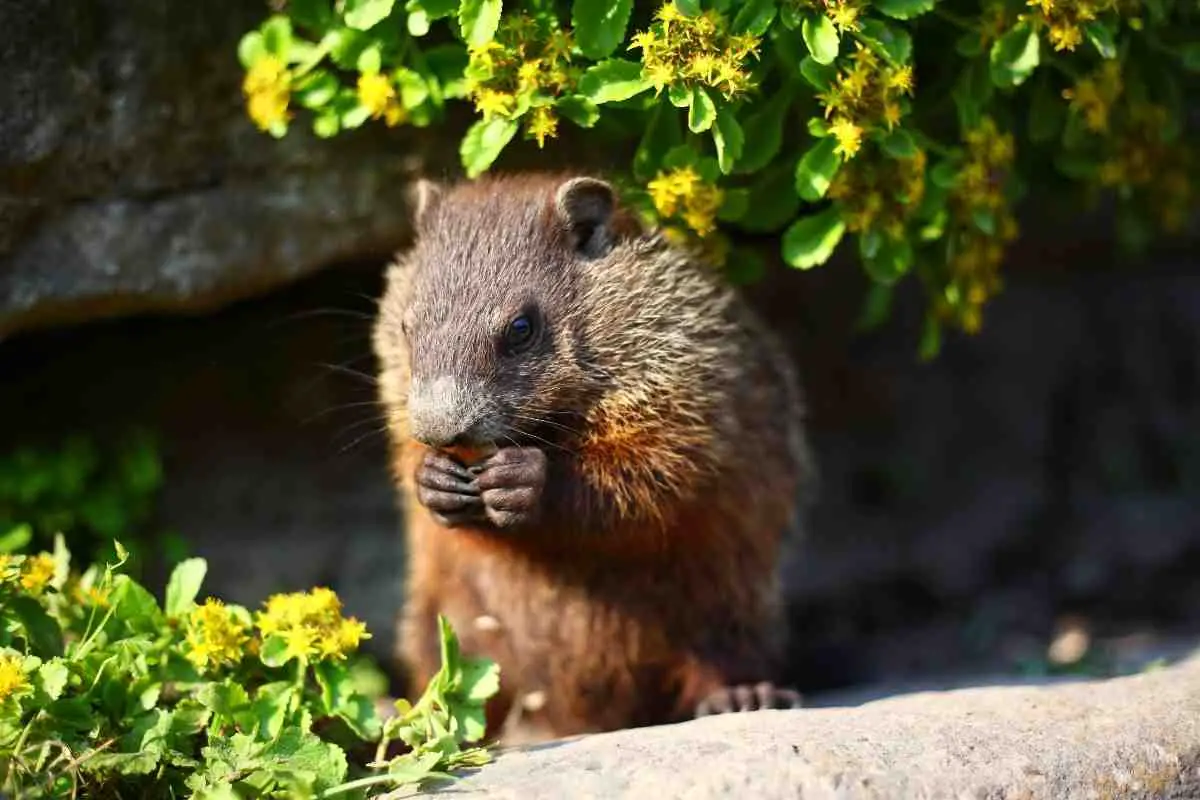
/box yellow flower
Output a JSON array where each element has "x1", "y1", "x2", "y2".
[
  {"x1": 0, "y1": 656, "x2": 29, "y2": 703},
  {"x1": 1048, "y1": 23, "x2": 1083, "y2": 50},
  {"x1": 184, "y1": 599, "x2": 250, "y2": 672},
  {"x1": 357, "y1": 72, "x2": 395, "y2": 116},
  {"x1": 527, "y1": 106, "x2": 558, "y2": 148},
  {"x1": 242, "y1": 55, "x2": 291, "y2": 132},
  {"x1": 19, "y1": 554, "x2": 55, "y2": 594},
  {"x1": 255, "y1": 587, "x2": 370, "y2": 662},
  {"x1": 887, "y1": 65, "x2": 915, "y2": 96},
  {"x1": 474, "y1": 88, "x2": 516, "y2": 119},
  {"x1": 829, "y1": 117, "x2": 863, "y2": 159},
  {"x1": 681, "y1": 183, "x2": 723, "y2": 237}
]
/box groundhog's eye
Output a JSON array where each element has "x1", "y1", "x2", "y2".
[{"x1": 503, "y1": 314, "x2": 536, "y2": 352}]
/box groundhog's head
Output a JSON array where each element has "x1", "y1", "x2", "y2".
[{"x1": 374, "y1": 173, "x2": 641, "y2": 458}]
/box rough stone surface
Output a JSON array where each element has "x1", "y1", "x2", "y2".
[
  {"x1": 435, "y1": 652, "x2": 1200, "y2": 800},
  {"x1": 0, "y1": 0, "x2": 597, "y2": 340}
]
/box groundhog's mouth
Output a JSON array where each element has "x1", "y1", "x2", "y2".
[{"x1": 441, "y1": 442, "x2": 499, "y2": 466}]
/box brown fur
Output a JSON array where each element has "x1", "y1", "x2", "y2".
[{"x1": 372, "y1": 171, "x2": 815, "y2": 743}]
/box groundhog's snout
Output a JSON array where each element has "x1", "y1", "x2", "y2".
[{"x1": 407, "y1": 376, "x2": 495, "y2": 450}]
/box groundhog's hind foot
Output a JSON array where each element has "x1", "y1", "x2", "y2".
[{"x1": 694, "y1": 682, "x2": 803, "y2": 717}]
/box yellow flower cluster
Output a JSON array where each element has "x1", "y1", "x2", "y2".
[
  {"x1": 1024, "y1": 0, "x2": 1128, "y2": 52},
  {"x1": 791, "y1": 0, "x2": 864, "y2": 33},
  {"x1": 19, "y1": 554, "x2": 55, "y2": 595},
  {"x1": 1063, "y1": 61, "x2": 1123, "y2": 133},
  {"x1": 243, "y1": 54, "x2": 292, "y2": 132},
  {"x1": 184, "y1": 598, "x2": 251, "y2": 672},
  {"x1": 0, "y1": 655, "x2": 30, "y2": 703},
  {"x1": 465, "y1": 12, "x2": 577, "y2": 148},
  {"x1": 1098, "y1": 102, "x2": 1194, "y2": 232},
  {"x1": 357, "y1": 71, "x2": 407, "y2": 127},
  {"x1": 942, "y1": 118, "x2": 1019, "y2": 334},
  {"x1": 629, "y1": 4, "x2": 761, "y2": 99},
  {"x1": 829, "y1": 147, "x2": 927, "y2": 239},
  {"x1": 256, "y1": 587, "x2": 369, "y2": 663},
  {"x1": 818, "y1": 45, "x2": 915, "y2": 160},
  {"x1": 647, "y1": 166, "x2": 725, "y2": 237}
]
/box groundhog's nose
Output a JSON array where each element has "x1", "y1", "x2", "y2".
[{"x1": 407, "y1": 376, "x2": 490, "y2": 449}]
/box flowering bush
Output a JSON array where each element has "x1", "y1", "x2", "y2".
[
  {"x1": 0, "y1": 536, "x2": 498, "y2": 799},
  {"x1": 238, "y1": 0, "x2": 1198, "y2": 355}
]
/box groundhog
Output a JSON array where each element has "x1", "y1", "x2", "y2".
[{"x1": 372, "y1": 171, "x2": 815, "y2": 743}]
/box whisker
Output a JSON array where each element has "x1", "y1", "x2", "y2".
[
  {"x1": 512, "y1": 411, "x2": 582, "y2": 437},
  {"x1": 301, "y1": 400, "x2": 383, "y2": 425},
  {"x1": 508, "y1": 424, "x2": 574, "y2": 456},
  {"x1": 318, "y1": 362, "x2": 379, "y2": 385},
  {"x1": 336, "y1": 424, "x2": 390, "y2": 454}
]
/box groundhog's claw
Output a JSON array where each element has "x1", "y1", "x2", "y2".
[
  {"x1": 694, "y1": 682, "x2": 803, "y2": 716},
  {"x1": 475, "y1": 447, "x2": 547, "y2": 530},
  {"x1": 417, "y1": 451, "x2": 485, "y2": 527}
]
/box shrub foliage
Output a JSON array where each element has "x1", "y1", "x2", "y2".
[
  {"x1": 0, "y1": 536, "x2": 498, "y2": 799},
  {"x1": 238, "y1": 0, "x2": 1198, "y2": 355}
]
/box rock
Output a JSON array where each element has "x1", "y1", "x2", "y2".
[
  {"x1": 436, "y1": 652, "x2": 1200, "y2": 800},
  {"x1": 0, "y1": 0, "x2": 601, "y2": 341}
]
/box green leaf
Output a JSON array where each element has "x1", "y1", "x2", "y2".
[
  {"x1": 799, "y1": 55, "x2": 838, "y2": 90},
  {"x1": 732, "y1": 0, "x2": 777, "y2": 35},
  {"x1": 862, "y1": 236, "x2": 913, "y2": 284},
  {"x1": 717, "y1": 188, "x2": 750, "y2": 221},
  {"x1": 343, "y1": 0, "x2": 396, "y2": 29},
  {"x1": 1028, "y1": 73, "x2": 1064, "y2": 143},
  {"x1": 459, "y1": 0, "x2": 503, "y2": 47},
  {"x1": 955, "y1": 31, "x2": 984, "y2": 58},
  {"x1": 37, "y1": 659, "x2": 69, "y2": 701},
  {"x1": 290, "y1": 0, "x2": 336, "y2": 29},
  {"x1": 674, "y1": 0, "x2": 701, "y2": 16},
  {"x1": 557, "y1": 95, "x2": 600, "y2": 128},
  {"x1": 954, "y1": 59, "x2": 993, "y2": 129},
  {"x1": 737, "y1": 162, "x2": 802, "y2": 233},
  {"x1": 633, "y1": 100, "x2": 682, "y2": 181},
  {"x1": 296, "y1": 71, "x2": 340, "y2": 109},
  {"x1": 357, "y1": 43, "x2": 382, "y2": 74},
  {"x1": 0, "y1": 524, "x2": 31, "y2": 553},
  {"x1": 783, "y1": 207, "x2": 846, "y2": 269},
  {"x1": 109, "y1": 574, "x2": 165, "y2": 634},
  {"x1": 880, "y1": 127, "x2": 918, "y2": 159},
  {"x1": 972, "y1": 207, "x2": 996, "y2": 235},
  {"x1": 408, "y1": 9, "x2": 431, "y2": 35},
  {"x1": 460, "y1": 117, "x2": 518, "y2": 178},
  {"x1": 572, "y1": 0, "x2": 633, "y2": 59},
  {"x1": 857, "y1": 282, "x2": 894, "y2": 331},
  {"x1": 165, "y1": 558, "x2": 207, "y2": 618},
  {"x1": 1084, "y1": 21, "x2": 1116, "y2": 59},
  {"x1": 259, "y1": 635, "x2": 292, "y2": 668},
  {"x1": 11, "y1": 596, "x2": 63, "y2": 657},
  {"x1": 795, "y1": 137, "x2": 842, "y2": 202},
  {"x1": 688, "y1": 86, "x2": 716, "y2": 132},
  {"x1": 930, "y1": 160, "x2": 959, "y2": 189},
  {"x1": 1182, "y1": 43, "x2": 1200, "y2": 72},
  {"x1": 580, "y1": 59, "x2": 653, "y2": 104},
  {"x1": 919, "y1": 313, "x2": 942, "y2": 361},
  {"x1": 857, "y1": 18, "x2": 913, "y2": 65},
  {"x1": 712, "y1": 106, "x2": 744, "y2": 174},
  {"x1": 734, "y1": 87, "x2": 793, "y2": 174},
  {"x1": 989, "y1": 23, "x2": 1040, "y2": 88},
  {"x1": 801, "y1": 13, "x2": 839, "y2": 65},
  {"x1": 873, "y1": 0, "x2": 934, "y2": 20},
  {"x1": 262, "y1": 15, "x2": 294, "y2": 57},
  {"x1": 313, "y1": 112, "x2": 341, "y2": 138},
  {"x1": 237, "y1": 32, "x2": 265, "y2": 69},
  {"x1": 460, "y1": 658, "x2": 501, "y2": 703}
]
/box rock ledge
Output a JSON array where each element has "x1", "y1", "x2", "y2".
[{"x1": 435, "y1": 653, "x2": 1200, "y2": 799}]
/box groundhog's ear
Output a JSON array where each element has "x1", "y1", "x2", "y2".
[
  {"x1": 554, "y1": 177, "x2": 618, "y2": 259},
  {"x1": 408, "y1": 178, "x2": 444, "y2": 228}
]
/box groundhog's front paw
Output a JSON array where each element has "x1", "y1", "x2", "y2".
[
  {"x1": 694, "y1": 682, "x2": 803, "y2": 716},
  {"x1": 474, "y1": 447, "x2": 547, "y2": 530},
  {"x1": 416, "y1": 451, "x2": 485, "y2": 528}
]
